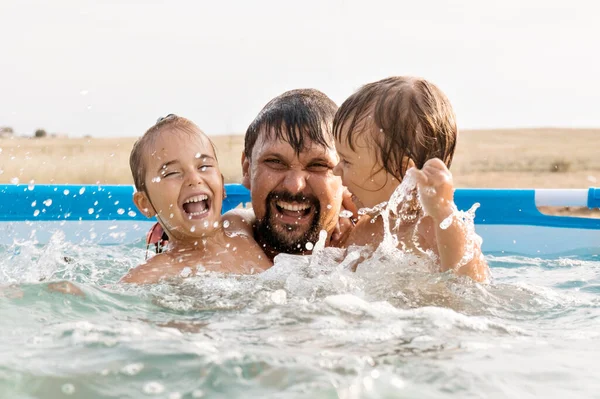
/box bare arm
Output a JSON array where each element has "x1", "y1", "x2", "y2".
[{"x1": 411, "y1": 159, "x2": 489, "y2": 282}]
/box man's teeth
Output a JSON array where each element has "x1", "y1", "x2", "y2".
[
  {"x1": 276, "y1": 201, "x2": 310, "y2": 211},
  {"x1": 184, "y1": 194, "x2": 208, "y2": 204}
]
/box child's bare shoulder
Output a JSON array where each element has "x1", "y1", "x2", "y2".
[
  {"x1": 120, "y1": 254, "x2": 174, "y2": 284},
  {"x1": 222, "y1": 208, "x2": 256, "y2": 235}
]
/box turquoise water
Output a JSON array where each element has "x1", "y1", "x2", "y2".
[{"x1": 1, "y1": 233, "x2": 600, "y2": 399}]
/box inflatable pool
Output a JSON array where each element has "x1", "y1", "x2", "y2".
[{"x1": 2, "y1": 184, "x2": 599, "y2": 256}]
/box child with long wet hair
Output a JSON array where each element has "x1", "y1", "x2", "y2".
[{"x1": 332, "y1": 76, "x2": 489, "y2": 282}]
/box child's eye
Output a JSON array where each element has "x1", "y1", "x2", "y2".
[
  {"x1": 198, "y1": 165, "x2": 213, "y2": 171},
  {"x1": 163, "y1": 171, "x2": 178, "y2": 178},
  {"x1": 341, "y1": 159, "x2": 351, "y2": 166}
]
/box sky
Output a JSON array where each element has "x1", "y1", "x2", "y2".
[{"x1": 1, "y1": 0, "x2": 599, "y2": 137}]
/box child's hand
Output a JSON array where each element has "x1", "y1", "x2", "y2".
[
  {"x1": 409, "y1": 158, "x2": 455, "y2": 221},
  {"x1": 330, "y1": 188, "x2": 358, "y2": 247}
]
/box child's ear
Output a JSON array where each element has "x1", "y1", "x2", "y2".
[
  {"x1": 241, "y1": 152, "x2": 251, "y2": 190},
  {"x1": 221, "y1": 173, "x2": 226, "y2": 198},
  {"x1": 133, "y1": 191, "x2": 156, "y2": 218}
]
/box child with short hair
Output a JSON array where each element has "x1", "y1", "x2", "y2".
[
  {"x1": 332, "y1": 76, "x2": 489, "y2": 282},
  {"x1": 121, "y1": 115, "x2": 272, "y2": 284}
]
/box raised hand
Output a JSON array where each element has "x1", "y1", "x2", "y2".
[{"x1": 408, "y1": 158, "x2": 455, "y2": 221}]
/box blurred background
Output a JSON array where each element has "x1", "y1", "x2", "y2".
[{"x1": 1, "y1": 0, "x2": 599, "y2": 190}]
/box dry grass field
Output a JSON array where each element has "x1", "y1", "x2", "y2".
[
  {"x1": 1, "y1": 128, "x2": 598, "y2": 188},
  {"x1": 2, "y1": 128, "x2": 598, "y2": 216}
]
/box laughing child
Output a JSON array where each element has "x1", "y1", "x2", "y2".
[
  {"x1": 121, "y1": 115, "x2": 272, "y2": 284},
  {"x1": 332, "y1": 76, "x2": 489, "y2": 282}
]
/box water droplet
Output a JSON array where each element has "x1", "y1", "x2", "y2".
[
  {"x1": 203, "y1": 221, "x2": 209, "y2": 228},
  {"x1": 151, "y1": 176, "x2": 161, "y2": 183},
  {"x1": 93, "y1": 201, "x2": 98, "y2": 206},
  {"x1": 270, "y1": 289, "x2": 287, "y2": 304},
  {"x1": 339, "y1": 210, "x2": 353, "y2": 218},
  {"x1": 10, "y1": 177, "x2": 19, "y2": 184},
  {"x1": 88, "y1": 208, "x2": 94, "y2": 214},
  {"x1": 28, "y1": 180, "x2": 35, "y2": 190},
  {"x1": 114, "y1": 200, "x2": 119, "y2": 205},
  {"x1": 31, "y1": 201, "x2": 37, "y2": 207},
  {"x1": 143, "y1": 382, "x2": 165, "y2": 395},
  {"x1": 127, "y1": 210, "x2": 136, "y2": 217},
  {"x1": 169, "y1": 213, "x2": 174, "y2": 218},
  {"x1": 213, "y1": 221, "x2": 219, "y2": 228},
  {"x1": 190, "y1": 226, "x2": 196, "y2": 232},
  {"x1": 223, "y1": 220, "x2": 230, "y2": 228},
  {"x1": 305, "y1": 242, "x2": 314, "y2": 250},
  {"x1": 43, "y1": 199, "x2": 52, "y2": 207},
  {"x1": 326, "y1": 204, "x2": 332, "y2": 209},
  {"x1": 79, "y1": 187, "x2": 86, "y2": 195},
  {"x1": 200, "y1": 166, "x2": 207, "y2": 172},
  {"x1": 121, "y1": 362, "x2": 144, "y2": 375},
  {"x1": 33, "y1": 210, "x2": 40, "y2": 217},
  {"x1": 439, "y1": 213, "x2": 454, "y2": 230},
  {"x1": 61, "y1": 383, "x2": 75, "y2": 395},
  {"x1": 180, "y1": 267, "x2": 192, "y2": 278},
  {"x1": 117, "y1": 208, "x2": 125, "y2": 215},
  {"x1": 63, "y1": 189, "x2": 70, "y2": 195}
]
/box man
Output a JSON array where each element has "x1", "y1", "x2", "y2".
[
  {"x1": 240, "y1": 89, "x2": 348, "y2": 260},
  {"x1": 145, "y1": 89, "x2": 351, "y2": 261}
]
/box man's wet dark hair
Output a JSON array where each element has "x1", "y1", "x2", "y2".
[{"x1": 244, "y1": 89, "x2": 338, "y2": 158}]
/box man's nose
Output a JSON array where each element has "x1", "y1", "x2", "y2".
[{"x1": 281, "y1": 170, "x2": 308, "y2": 193}]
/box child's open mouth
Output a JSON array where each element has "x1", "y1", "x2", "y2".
[
  {"x1": 182, "y1": 194, "x2": 211, "y2": 219},
  {"x1": 274, "y1": 200, "x2": 314, "y2": 224}
]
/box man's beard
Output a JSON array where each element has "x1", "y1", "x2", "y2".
[{"x1": 254, "y1": 191, "x2": 322, "y2": 255}]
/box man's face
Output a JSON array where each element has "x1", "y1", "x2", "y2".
[{"x1": 242, "y1": 132, "x2": 344, "y2": 254}]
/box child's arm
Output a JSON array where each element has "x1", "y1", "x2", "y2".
[{"x1": 410, "y1": 159, "x2": 489, "y2": 282}]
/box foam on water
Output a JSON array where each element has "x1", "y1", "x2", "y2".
[{"x1": 1, "y1": 202, "x2": 600, "y2": 397}]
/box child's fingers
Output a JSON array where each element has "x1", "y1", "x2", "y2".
[
  {"x1": 341, "y1": 187, "x2": 358, "y2": 218},
  {"x1": 407, "y1": 167, "x2": 429, "y2": 187}
]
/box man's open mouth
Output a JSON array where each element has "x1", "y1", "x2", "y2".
[
  {"x1": 182, "y1": 194, "x2": 211, "y2": 219},
  {"x1": 273, "y1": 200, "x2": 314, "y2": 223}
]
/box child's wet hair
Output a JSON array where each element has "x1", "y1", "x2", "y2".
[
  {"x1": 129, "y1": 115, "x2": 217, "y2": 192},
  {"x1": 244, "y1": 89, "x2": 338, "y2": 158},
  {"x1": 333, "y1": 76, "x2": 457, "y2": 180}
]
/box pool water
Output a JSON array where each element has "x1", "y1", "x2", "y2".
[{"x1": 1, "y1": 231, "x2": 599, "y2": 399}]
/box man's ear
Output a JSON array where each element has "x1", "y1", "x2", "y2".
[
  {"x1": 241, "y1": 152, "x2": 251, "y2": 190},
  {"x1": 133, "y1": 191, "x2": 156, "y2": 218}
]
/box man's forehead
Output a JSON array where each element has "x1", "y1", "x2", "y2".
[{"x1": 253, "y1": 134, "x2": 335, "y2": 158}]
